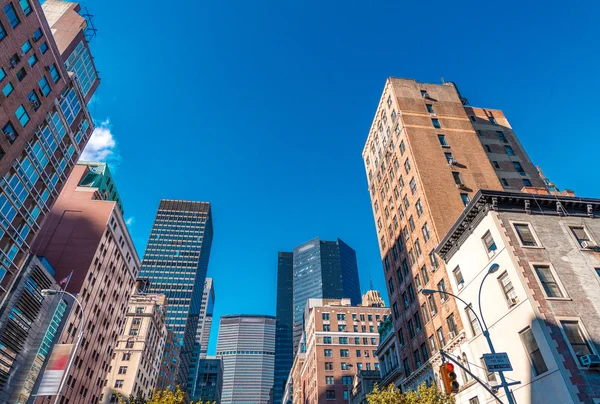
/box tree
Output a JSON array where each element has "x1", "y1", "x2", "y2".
[
  {"x1": 118, "y1": 386, "x2": 216, "y2": 404},
  {"x1": 367, "y1": 382, "x2": 455, "y2": 404}
]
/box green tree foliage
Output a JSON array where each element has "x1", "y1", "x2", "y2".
[
  {"x1": 367, "y1": 383, "x2": 455, "y2": 404},
  {"x1": 118, "y1": 386, "x2": 216, "y2": 404}
]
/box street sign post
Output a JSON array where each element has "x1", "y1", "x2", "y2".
[{"x1": 484, "y1": 352, "x2": 513, "y2": 372}]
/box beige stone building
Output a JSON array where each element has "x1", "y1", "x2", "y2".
[
  {"x1": 362, "y1": 78, "x2": 548, "y2": 390},
  {"x1": 102, "y1": 291, "x2": 168, "y2": 402},
  {"x1": 285, "y1": 292, "x2": 390, "y2": 403}
]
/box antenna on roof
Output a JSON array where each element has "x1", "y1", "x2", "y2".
[
  {"x1": 369, "y1": 273, "x2": 374, "y2": 290},
  {"x1": 441, "y1": 77, "x2": 445, "y2": 84}
]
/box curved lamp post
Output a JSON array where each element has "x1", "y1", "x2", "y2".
[
  {"x1": 41, "y1": 289, "x2": 85, "y2": 404},
  {"x1": 422, "y1": 263, "x2": 516, "y2": 404}
]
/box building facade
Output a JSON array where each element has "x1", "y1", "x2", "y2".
[
  {"x1": 156, "y1": 330, "x2": 180, "y2": 391},
  {"x1": 0, "y1": 0, "x2": 99, "y2": 307},
  {"x1": 138, "y1": 199, "x2": 214, "y2": 389},
  {"x1": 274, "y1": 251, "x2": 293, "y2": 404},
  {"x1": 216, "y1": 315, "x2": 276, "y2": 404},
  {"x1": 31, "y1": 162, "x2": 139, "y2": 403},
  {"x1": 189, "y1": 277, "x2": 215, "y2": 396},
  {"x1": 192, "y1": 356, "x2": 223, "y2": 403},
  {"x1": 362, "y1": 78, "x2": 547, "y2": 389},
  {"x1": 102, "y1": 291, "x2": 168, "y2": 403},
  {"x1": 286, "y1": 293, "x2": 389, "y2": 404},
  {"x1": 435, "y1": 190, "x2": 600, "y2": 404},
  {"x1": 350, "y1": 370, "x2": 381, "y2": 404}
]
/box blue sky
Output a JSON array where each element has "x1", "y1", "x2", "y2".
[{"x1": 80, "y1": 0, "x2": 600, "y2": 355}]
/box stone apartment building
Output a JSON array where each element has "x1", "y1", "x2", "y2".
[{"x1": 436, "y1": 190, "x2": 600, "y2": 404}]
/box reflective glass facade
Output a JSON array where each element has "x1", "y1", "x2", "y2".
[
  {"x1": 273, "y1": 252, "x2": 293, "y2": 404},
  {"x1": 139, "y1": 200, "x2": 213, "y2": 388},
  {"x1": 65, "y1": 41, "x2": 98, "y2": 99}
]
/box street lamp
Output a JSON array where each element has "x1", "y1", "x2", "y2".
[
  {"x1": 41, "y1": 289, "x2": 86, "y2": 404},
  {"x1": 422, "y1": 263, "x2": 516, "y2": 404}
]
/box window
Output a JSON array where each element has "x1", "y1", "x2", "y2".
[
  {"x1": 438, "y1": 134, "x2": 448, "y2": 146},
  {"x1": 416, "y1": 199, "x2": 423, "y2": 217},
  {"x1": 493, "y1": 161, "x2": 500, "y2": 169},
  {"x1": 3, "y1": 82, "x2": 14, "y2": 97},
  {"x1": 426, "y1": 104, "x2": 434, "y2": 113},
  {"x1": 408, "y1": 216, "x2": 415, "y2": 232},
  {"x1": 338, "y1": 325, "x2": 346, "y2": 332},
  {"x1": 504, "y1": 145, "x2": 515, "y2": 156},
  {"x1": 340, "y1": 349, "x2": 349, "y2": 357},
  {"x1": 339, "y1": 336, "x2": 348, "y2": 344},
  {"x1": 21, "y1": 40, "x2": 32, "y2": 54},
  {"x1": 482, "y1": 231, "x2": 497, "y2": 256},
  {"x1": 414, "y1": 349, "x2": 422, "y2": 368},
  {"x1": 469, "y1": 398, "x2": 480, "y2": 404},
  {"x1": 429, "y1": 335, "x2": 436, "y2": 351},
  {"x1": 570, "y1": 226, "x2": 593, "y2": 248},
  {"x1": 513, "y1": 223, "x2": 538, "y2": 246},
  {"x1": 420, "y1": 265, "x2": 429, "y2": 284},
  {"x1": 421, "y1": 343, "x2": 429, "y2": 362},
  {"x1": 342, "y1": 362, "x2": 352, "y2": 370},
  {"x1": 437, "y1": 279, "x2": 447, "y2": 302},
  {"x1": 33, "y1": 28, "x2": 43, "y2": 41},
  {"x1": 49, "y1": 64, "x2": 61, "y2": 83},
  {"x1": 404, "y1": 158, "x2": 411, "y2": 173},
  {"x1": 343, "y1": 376, "x2": 352, "y2": 385},
  {"x1": 520, "y1": 327, "x2": 548, "y2": 375},
  {"x1": 400, "y1": 140, "x2": 406, "y2": 154},
  {"x1": 420, "y1": 90, "x2": 427, "y2": 97},
  {"x1": 19, "y1": 0, "x2": 32, "y2": 15},
  {"x1": 403, "y1": 195, "x2": 409, "y2": 209},
  {"x1": 414, "y1": 311, "x2": 422, "y2": 332},
  {"x1": 325, "y1": 362, "x2": 333, "y2": 370},
  {"x1": 121, "y1": 353, "x2": 130, "y2": 361},
  {"x1": 125, "y1": 340, "x2": 134, "y2": 348},
  {"x1": 356, "y1": 349, "x2": 361, "y2": 357},
  {"x1": 409, "y1": 177, "x2": 417, "y2": 194},
  {"x1": 523, "y1": 179, "x2": 532, "y2": 186},
  {"x1": 16, "y1": 68, "x2": 26, "y2": 82},
  {"x1": 490, "y1": 117, "x2": 498, "y2": 125},
  {"x1": 398, "y1": 329, "x2": 405, "y2": 346},
  {"x1": 323, "y1": 324, "x2": 330, "y2": 331},
  {"x1": 501, "y1": 178, "x2": 509, "y2": 186},
  {"x1": 388, "y1": 278, "x2": 395, "y2": 294},
  {"x1": 421, "y1": 303, "x2": 429, "y2": 323},
  {"x1": 498, "y1": 272, "x2": 517, "y2": 305},
  {"x1": 325, "y1": 376, "x2": 334, "y2": 385},
  {"x1": 118, "y1": 366, "x2": 127, "y2": 374},
  {"x1": 0, "y1": 21, "x2": 5, "y2": 41},
  {"x1": 432, "y1": 119, "x2": 441, "y2": 128},
  {"x1": 460, "y1": 193, "x2": 470, "y2": 206},
  {"x1": 28, "y1": 90, "x2": 40, "y2": 110},
  {"x1": 452, "y1": 172, "x2": 462, "y2": 185},
  {"x1": 445, "y1": 152, "x2": 454, "y2": 163},
  {"x1": 465, "y1": 304, "x2": 480, "y2": 335},
  {"x1": 40, "y1": 41, "x2": 48, "y2": 54},
  {"x1": 513, "y1": 161, "x2": 524, "y2": 173},
  {"x1": 38, "y1": 76, "x2": 51, "y2": 96},
  {"x1": 534, "y1": 265, "x2": 564, "y2": 298},
  {"x1": 429, "y1": 250, "x2": 439, "y2": 269},
  {"x1": 387, "y1": 95, "x2": 392, "y2": 107},
  {"x1": 561, "y1": 320, "x2": 596, "y2": 365},
  {"x1": 324, "y1": 349, "x2": 333, "y2": 357},
  {"x1": 337, "y1": 313, "x2": 345, "y2": 321},
  {"x1": 408, "y1": 319, "x2": 415, "y2": 338},
  {"x1": 4, "y1": 3, "x2": 20, "y2": 28},
  {"x1": 404, "y1": 358, "x2": 411, "y2": 376},
  {"x1": 322, "y1": 313, "x2": 330, "y2": 320},
  {"x1": 469, "y1": 115, "x2": 476, "y2": 122},
  {"x1": 447, "y1": 313, "x2": 458, "y2": 337},
  {"x1": 28, "y1": 53, "x2": 37, "y2": 67},
  {"x1": 0, "y1": 68, "x2": 5, "y2": 82},
  {"x1": 114, "y1": 380, "x2": 124, "y2": 388},
  {"x1": 2, "y1": 122, "x2": 17, "y2": 143},
  {"x1": 485, "y1": 144, "x2": 492, "y2": 152},
  {"x1": 595, "y1": 268, "x2": 600, "y2": 277},
  {"x1": 453, "y1": 266, "x2": 464, "y2": 288},
  {"x1": 326, "y1": 390, "x2": 335, "y2": 400},
  {"x1": 15, "y1": 105, "x2": 30, "y2": 127}
]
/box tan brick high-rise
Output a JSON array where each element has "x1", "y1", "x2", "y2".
[{"x1": 362, "y1": 78, "x2": 545, "y2": 389}]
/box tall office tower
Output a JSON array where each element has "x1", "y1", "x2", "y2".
[
  {"x1": 138, "y1": 200, "x2": 214, "y2": 388},
  {"x1": 292, "y1": 238, "x2": 361, "y2": 357},
  {"x1": 273, "y1": 251, "x2": 293, "y2": 404},
  {"x1": 285, "y1": 293, "x2": 390, "y2": 404},
  {"x1": 192, "y1": 357, "x2": 223, "y2": 403},
  {"x1": 0, "y1": 0, "x2": 99, "y2": 308},
  {"x1": 436, "y1": 190, "x2": 600, "y2": 403},
  {"x1": 31, "y1": 162, "x2": 139, "y2": 403},
  {"x1": 362, "y1": 78, "x2": 545, "y2": 390},
  {"x1": 189, "y1": 277, "x2": 215, "y2": 397},
  {"x1": 102, "y1": 291, "x2": 168, "y2": 403},
  {"x1": 216, "y1": 315, "x2": 276, "y2": 404}
]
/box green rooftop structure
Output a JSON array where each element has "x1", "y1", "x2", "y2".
[{"x1": 77, "y1": 162, "x2": 124, "y2": 215}]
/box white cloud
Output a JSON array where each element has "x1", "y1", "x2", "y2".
[
  {"x1": 125, "y1": 217, "x2": 135, "y2": 226},
  {"x1": 79, "y1": 119, "x2": 120, "y2": 164}
]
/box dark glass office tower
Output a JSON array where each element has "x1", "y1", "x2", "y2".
[
  {"x1": 292, "y1": 237, "x2": 361, "y2": 355},
  {"x1": 139, "y1": 200, "x2": 214, "y2": 388},
  {"x1": 273, "y1": 252, "x2": 294, "y2": 404}
]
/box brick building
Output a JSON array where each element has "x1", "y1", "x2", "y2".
[
  {"x1": 286, "y1": 292, "x2": 389, "y2": 404},
  {"x1": 362, "y1": 78, "x2": 548, "y2": 389},
  {"x1": 435, "y1": 190, "x2": 600, "y2": 404},
  {"x1": 32, "y1": 162, "x2": 139, "y2": 403}
]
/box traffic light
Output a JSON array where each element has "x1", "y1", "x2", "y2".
[{"x1": 439, "y1": 362, "x2": 459, "y2": 394}]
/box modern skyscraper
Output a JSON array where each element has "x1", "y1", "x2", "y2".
[
  {"x1": 362, "y1": 78, "x2": 547, "y2": 389},
  {"x1": 284, "y1": 293, "x2": 389, "y2": 404},
  {"x1": 292, "y1": 238, "x2": 361, "y2": 357},
  {"x1": 189, "y1": 277, "x2": 215, "y2": 397},
  {"x1": 31, "y1": 162, "x2": 139, "y2": 403},
  {"x1": 192, "y1": 356, "x2": 223, "y2": 404},
  {"x1": 138, "y1": 200, "x2": 214, "y2": 389},
  {"x1": 0, "y1": 0, "x2": 99, "y2": 308},
  {"x1": 273, "y1": 252, "x2": 293, "y2": 404},
  {"x1": 217, "y1": 315, "x2": 276, "y2": 404},
  {"x1": 103, "y1": 290, "x2": 168, "y2": 403}
]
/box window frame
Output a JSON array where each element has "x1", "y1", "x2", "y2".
[
  {"x1": 518, "y1": 326, "x2": 548, "y2": 377},
  {"x1": 530, "y1": 262, "x2": 569, "y2": 300},
  {"x1": 482, "y1": 231, "x2": 497, "y2": 257},
  {"x1": 497, "y1": 271, "x2": 518, "y2": 307},
  {"x1": 510, "y1": 221, "x2": 542, "y2": 248},
  {"x1": 568, "y1": 225, "x2": 595, "y2": 249},
  {"x1": 556, "y1": 317, "x2": 597, "y2": 369}
]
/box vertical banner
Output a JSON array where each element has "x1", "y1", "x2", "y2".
[{"x1": 36, "y1": 344, "x2": 74, "y2": 396}]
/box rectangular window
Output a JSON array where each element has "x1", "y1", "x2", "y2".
[
  {"x1": 409, "y1": 177, "x2": 417, "y2": 194},
  {"x1": 469, "y1": 115, "x2": 476, "y2": 122},
  {"x1": 490, "y1": 117, "x2": 498, "y2": 125},
  {"x1": 501, "y1": 178, "x2": 509, "y2": 186},
  {"x1": 414, "y1": 349, "x2": 422, "y2": 368},
  {"x1": 340, "y1": 349, "x2": 349, "y2": 357},
  {"x1": 118, "y1": 366, "x2": 127, "y2": 374},
  {"x1": 426, "y1": 104, "x2": 434, "y2": 113},
  {"x1": 40, "y1": 41, "x2": 48, "y2": 54},
  {"x1": 519, "y1": 327, "x2": 548, "y2": 375},
  {"x1": 482, "y1": 231, "x2": 497, "y2": 256},
  {"x1": 114, "y1": 380, "x2": 124, "y2": 388},
  {"x1": 325, "y1": 376, "x2": 334, "y2": 385},
  {"x1": 453, "y1": 266, "x2": 464, "y2": 288},
  {"x1": 514, "y1": 223, "x2": 538, "y2": 246},
  {"x1": 460, "y1": 193, "x2": 470, "y2": 206},
  {"x1": 400, "y1": 140, "x2": 406, "y2": 155},
  {"x1": 33, "y1": 27, "x2": 43, "y2": 41},
  {"x1": 493, "y1": 161, "x2": 500, "y2": 169},
  {"x1": 447, "y1": 313, "x2": 458, "y2": 337},
  {"x1": 437, "y1": 279, "x2": 447, "y2": 301},
  {"x1": 4, "y1": 3, "x2": 20, "y2": 28},
  {"x1": 421, "y1": 303, "x2": 429, "y2": 323},
  {"x1": 28, "y1": 90, "x2": 40, "y2": 110},
  {"x1": 429, "y1": 250, "x2": 439, "y2": 269},
  {"x1": 432, "y1": 119, "x2": 441, "y2": 128},
  {"x1": 452, "y1": 172, "x2": 462, "y2": 185},
  {"x1": 323, "y1": 324, "x2": 330, "y2": 331},
  {"x1": 429, "y1": 335, "x2": 436, "y2": 352},
  {"x1": 21, "y1": 40, "x2": 32, "y2": 54},
  {"x1": 393, "y1": 303, "x2": 399, "y2": 319},
  {"x1": 388, "y1": 278, "x2": 395, "y2": 294},
  {"x1": 19, "y1": 0, "x2": 32, "y2": 15},
  {"x1": 408, "y1": 319, "x2": 415, "y2": 338},
  {"x1": 2, "y1": 122, "x2": 17, "y2": 144},
  {"x1": 445, "y1": 152, "x2": 454, "y2": 163},
  {"x1": 325, "y1": 362, "x2": 333, "y2": 370},
  {"x1": 485, "y1": 144, "x2": 492, "y2": 152},
  {"x1": 337, "y1": 313, "x2": 345, "y2": 321},
  {"x1": 420, "y1": 265, "x2": 429, "y2": 284},
  {"x1": 324, "y1": 349, "x2": 332, "y2": 357},
  {"x1": 0, "y1": 68, "x2": 5, "y2": 81},
  {"x1": 560, "y1": 320, "x2": 595, "y2": 364},
  {"x1": 404, "y1": 158, "x2": 411, "y2": 173},
  {"x1": 416, "y1": 199, "x2": 423, "y2": 217},
  {"x1": 469, "y1": 398, "x2": 480, "y2": 404},
  {"x1": 534, "y1": 265, "x2": 564, "y2": 298},
  {"x1": 3, "y1": 82, "x2": 14, "y2": 97},
  {"x1": 570, "y1": 226, "x2": 593, "y2": 248},
  {"x1": 398, "y1": 329, "x2": 405, "y2": 346},
  {"x1": 523, "y1": 179, "x2": 532, "y2": 186},
  {"x1": 338, "y1": 325, "x2": 346, "y2": 332},
  {"x1": 481, "y1": 357, "x2": 497, "y2": 382},
  {"x1": 436, "y1": 327, "x2": 446, "y2": 347},
  {"x1": 505, "y1": 145, "x2": 515, "y2": 156},
  {"x1": 438, "y1": 134, "x2": 448, "y2": 146},
  {"x1": 28, "y1": 53, "x2": 37, "y2": 67},
  {"x1": 16, "y1": 67, "x2": 26, "y2": 81},
  {"x1": 466, "y1": 304, "x2": 480, "y2": 335},
  {"x1": 322, "y1": 313, "x2": 330, "y2": 320},
  {"x1": 0, "y1": 21, "x2": 6, "y2": 41},
  {"x1": 326, "y1": 390, "x2": 335, "y2": 400},
  {"x1": 498, "y1": 272, "x2": 518, "y2": 305},
  {"x1": 49, "y1": 64, "x2": 61, "y2": 83},
  {"x1": 15, "y1": 105, "x2": 30, "y2": 127},
  {"x1": 513, "y1": 161, "x2": 524, "y2": 173}
]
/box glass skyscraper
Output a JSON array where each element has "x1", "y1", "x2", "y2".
[
  {"x1": 138, "y1": 200, "x2": 214, "y2": 388},
  {"x1": 273, "y1": 238, "x2": 361, "y2": 403},
  {"x1": 273, "y1": 252, "x2": 293, "y2": 404}
]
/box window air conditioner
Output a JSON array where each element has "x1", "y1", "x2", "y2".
[
  {"x1": 581, "y1": 240, "x2": 597, "y2": 249},
  {"x1": 580, "y1": 354, "x2": 600, "y2": 368}
]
